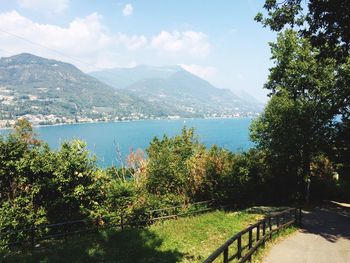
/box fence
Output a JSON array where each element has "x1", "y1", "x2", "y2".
[
  {"x1": 0, "y1": 200, "x2": 216, "y2": 248},
  {"x1": 0, "y1": 217, "x2": 105, "y2": 248},
  {"x1": 147, "y1": 200, "x2": 215, "y2": 222},
  {"x1": 203, "y1": 207, "x2": 302, "y2": 263}
]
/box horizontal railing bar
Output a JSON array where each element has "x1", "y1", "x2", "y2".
[
  {"x1": 149, "y1": 215, "x2": 178, "y2": 221},
  {"x1": 0, "y1": 218, "x2": 97, "y2": 235},
  {"x1": 238, "y1": 234, "x2": 266, "y2": 263},
  {"x1": 34, "y1": 227, "x2": 99, "y2": 241},
  {"x1": 147, "y1": 200, "x2": 214, "y2": 213},
  {"x1": 269, "y1": 208, "x2": 294, "y2": 217},
  {"x1": 177, "y1": 207, "x2": 214, "y2": 216},
  {"x1": 228, "y1": 243, "x2": 250, "y2": 261},
  {"x1": 203, "y1": 230, "x2": 245, "y2": 263}
]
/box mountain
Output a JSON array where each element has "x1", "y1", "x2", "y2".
[
  {"x1": 91, "y1": 65, "x2": 262, "y2": 116},
  {"x1": 0, "y1": 53, "x2": 262, "y2": 127},
  {"x1": 90, "y1": 65, "x2": 181, "y2": 89},
  {"x1": 0, "y1": 53, "x2": 170, "y2": 125}
]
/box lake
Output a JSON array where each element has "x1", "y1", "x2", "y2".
[{"x1": 1, "y1": 118, "x2": 254, "y2": 167}]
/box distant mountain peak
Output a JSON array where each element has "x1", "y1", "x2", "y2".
[
  {"x1": 135, "y1": 64, "x2": 183, "y2": 72},
  {"x1": 90, "y1": 63, "x2": 262, "y2": 114},
  {"x1": 2, "y1": 53, "x2": 48, "y2": 63},
  {"x1": 0, "y1": 53, "x2": 79, "y2": 72},
  {"x1": 0, "y1": 53, "x2": 168, "y2": 125}
]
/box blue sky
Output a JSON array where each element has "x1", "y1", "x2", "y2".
[{"x1": 0, "y1": 0, "x2": 277, "y2": 102}]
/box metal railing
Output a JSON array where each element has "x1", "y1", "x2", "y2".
[
  {"x1": 203, "y1": 207, "x2": 302, "y2": 263},
  {"x1": 0, "y1": 200, "x2": 216, "y2": 248},
  {"x1": 147, "y1": 200, "x2": 215, "y2": 222}
]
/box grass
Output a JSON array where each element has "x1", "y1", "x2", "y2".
[
  {"x1": 147, "y1": 209, "x2": 263, "y2": 262},
  {"x1": 0, "y1": 207, "x2": 290, "y2": 263}
]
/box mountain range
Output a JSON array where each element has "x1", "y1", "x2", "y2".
[
  {"x1": 0, "y1": 53, "x2": 262, "y2": 127},
  {"x1": 90, "y1": 65, "x2": 261, "y2": 114}
]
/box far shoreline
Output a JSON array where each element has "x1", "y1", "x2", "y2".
[{"x1": 0, "y1": 115, "x2": 258, "y2": 131}]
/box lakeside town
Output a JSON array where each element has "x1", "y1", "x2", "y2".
[{"x1": 0, "y1": 111, "x2": 259, "y2": 128}]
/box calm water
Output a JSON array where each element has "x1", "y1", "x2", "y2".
[{"x1": 1, "y1": 118, "x2": 254, "y2": 167}]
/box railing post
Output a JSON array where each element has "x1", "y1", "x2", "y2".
[
  {"x1": 64, "y1": 224, "x2": 68, "y2": 243},
  {"x1": 262, "y1": 219, "x2": 266, "y2": 237},
  {"x1": 248, "y1": 228, "x2": 253, "y2": 261},
  {"x1": 31, "y1": 228, "x2": 35, "y2": 248},
  {"x1": 148, "y1": 211, "x2": 152, "y2": 225},
  {"x1": 223, "y1": 247, "x2": 228, "y2": 263},
  {"x1": 257, "y1": 224, "x2": 260, "y2": 241},
  {"x1": 237, "y1": 234, "x2": 242, "y2": 259},
  {"x1": 121, "y1": 214, "x2": 124, "y2": 230},
  {"x1": 268, "y1": 216, "x2": 272, "y2": 240},
  {"x1": 298, "y1": 207, "x2": 302, "y2": 227},
  {"x1": 276, "y1": 215, "x2": 280, "y2": 233}
]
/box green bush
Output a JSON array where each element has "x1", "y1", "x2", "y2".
[
  {"x1": 145, "y1": 127, "x2": 199, "y2": 198},
  {"x1": 0, "y1": 119, "x2": 106, "y2": 245}
]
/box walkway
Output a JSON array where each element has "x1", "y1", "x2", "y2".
[{"x1": 263, "y1": 202, "x2": 350, "y2": 263}]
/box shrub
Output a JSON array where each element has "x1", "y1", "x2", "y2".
[
  {"x1": 0, "y1": 119, "x2": 105, "y2": 245},
  {"x1": 145, "y1": 127, "x2": 199, "y2": 198}
]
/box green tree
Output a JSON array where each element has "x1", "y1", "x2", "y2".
[
  {"x1": 250, "y1": 30, "x2": 336, "y2": 201},
  {"x1": 45, "y1": 140, "x2": 98, "y2": 222},
  {"x1": 255, "y1": 0, "x2": 350, "y2": 62},
  {"x1": 0, "y1": 120, "x2": 105, "y2": 245},
  {"x1": 255, "y1": 0, "x2": 350, "y2": 196},
  {"x1": 145, "y1": 127, "x2": 199, "y2": 199}
]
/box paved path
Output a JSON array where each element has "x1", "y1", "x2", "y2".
[{"x1": 263, "y1": 202, "x2": 350, "y2": 263}]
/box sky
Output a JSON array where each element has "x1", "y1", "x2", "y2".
[{"x1": 0, "y1": 0, "x2": 277, "y2": 102}]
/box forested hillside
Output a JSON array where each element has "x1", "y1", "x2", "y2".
[{"x1": 0, "y1": 54, "x2": 261, "y2": 127}]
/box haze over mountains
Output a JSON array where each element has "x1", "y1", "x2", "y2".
[
  {"x1": 0, "y1": 53, "x2": 262, "y2": 127},
  {"x1": 90, "y1": 65, "x2": 262, "y2": 114}
]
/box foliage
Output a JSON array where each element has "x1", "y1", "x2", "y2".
[
  {"x1": 145, "y1": 127, "x2": 199, "y2": 198},
  {"x1": 186, "y1": 145, "x2": 233, "y2": 201},
  {"x1": 0, "y1": 117, "x2": 345, "y2": 249},
  {"x1": 255, "y1": 0, "x2": 350, "y2": 61},
  {"x1": 254, "y1": 1, "x2": 350, "y2": 201},
  {"x1": 251, "y1": 92, "x2": 316, "y2": 200},
  {"x1": 0, "y1": 119, "x2": 104, "y2": 245}
]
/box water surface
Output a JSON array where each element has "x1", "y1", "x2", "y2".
[{"x1": 1, "y1": 118, "x2": 254, "y2": 167}]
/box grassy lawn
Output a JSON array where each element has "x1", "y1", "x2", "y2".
[{"x1": 1, "y1": 208, "x2": 285, "y2": 263}]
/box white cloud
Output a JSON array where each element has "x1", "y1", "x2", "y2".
[
  {"x1": 117, "y1": 33, "x2": 147, "y2": 50},
  {"x1": 0, "y1": 11, "x2": 212, "y2": 71},
  {"x1": 236, "y1": 73, "x2": 244, "y2": 80},
  {"x1": 122, "y1": 4, "x2": 133, "y2": 16},
  {"x1": 151, "y1": 30, "x2": 211, "y2": 57},
  {"x1": 0, "y1": 11, "x2": 147, "y2": 71},
  {"x1": 179, "y1": 64, "x2": 217, "y2": 80},
  {"x1": 126, "y1": 61, "x2": 137, "y2": 68},
  {"x1": 19, "y1": 0, "x2": 69, "y2": 14}
]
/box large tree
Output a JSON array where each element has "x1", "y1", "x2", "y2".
[
  {"x1": 255, "y1": 0, "x2": 350, "y2": 119},
  {"x1": 250, "y1": 28, "x2": 339, "y2": 200},
  {"x1": 253, "y1": 1, "x2": 350, "y2": 199}
]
